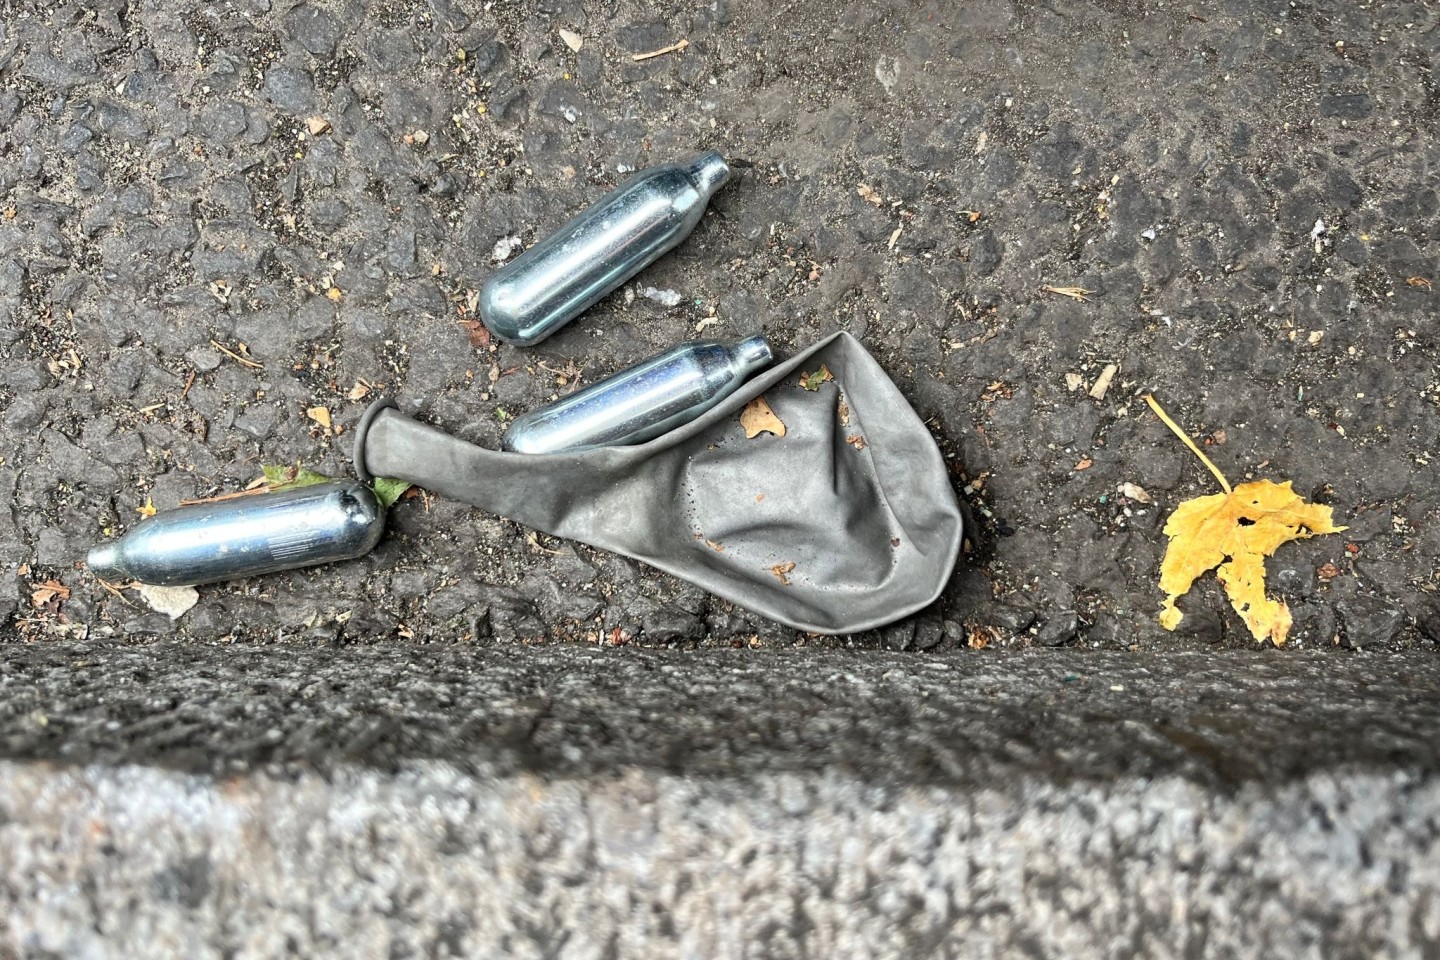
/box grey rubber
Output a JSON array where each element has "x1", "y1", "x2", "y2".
[{"x1": 353, "y1": 332, "x2": 964, "y2": 633}]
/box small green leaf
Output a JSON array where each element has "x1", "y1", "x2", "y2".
[
  {"x1": 372, "y1": 476, "x2": 412, "y2": 509},
  {"x1": 262, "y1": 460, "x2": 331, "y2": 492},
  {"x1": 799, "y1": 365, "x2": 833, "y2": 391},
  {"x1": 495, "y1": 407, "x2": 510, "y2": 421},
  {"x1": 262, "y1": 462, "x2": 333, "y2": 492},
  {"x1": 292, "y1": 467, "x2": 333, "y2": 487}
]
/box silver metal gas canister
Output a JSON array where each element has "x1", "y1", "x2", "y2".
[
  {"x1": 502, "y1": 336, "x2": 773, "y2": 454},
  {"x1": 86, "y1": 481, "x2": 385, "y2": 586},
  {"x1": 479, "y1": 152, "x2": 732, "y2": 346}
]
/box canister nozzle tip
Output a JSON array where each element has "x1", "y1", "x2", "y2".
[
  {"x1": 735, "y1": 335, "x2": 773, "y2": 374},
  {"x1": 87, "y1": 542, "x2": 122, "y2": 580},
  {"x1": 687, "y1": 151, "x2": 731, "y2": 196}
]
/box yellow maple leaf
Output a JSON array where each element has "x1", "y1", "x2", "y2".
[{"x1": 1147, "y1": 395, "x2": 1345, "y2": 644}]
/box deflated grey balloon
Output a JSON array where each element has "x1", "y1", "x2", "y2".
[
  {"x1": 479, "y1": 151, "x2": 732, "y2": 346},
  {"x1": 85, "y1": 481, "x2": 385, "y2": 586},
  {"x1": 350, "y1": 332, "x2": 964, "y2": 634},
  {"x1": 503, "y1": 336, "x2": 774, "y2": 454}
]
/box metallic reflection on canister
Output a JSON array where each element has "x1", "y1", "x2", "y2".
[
  {"x1": 479, "y1": 151, "x2": 732, "y2": 347},
  {"x1": 86, "y1": 481, "x2": 386, "y2": 586},
  {"x1": 503, "y1": 336, "x2": 774, "y2": 454}
]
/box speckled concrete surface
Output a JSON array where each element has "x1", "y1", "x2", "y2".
[
  {"x1": 1, "y1": 646, "x2": 1439, "y2": 956},
  {"x1": 3, "y1": 761, "x2": 1440, "y2": 957}
]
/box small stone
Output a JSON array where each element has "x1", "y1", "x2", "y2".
[
  {"x1": 1289, "y1": 602, "x2": 1338, "y2": 645},
  {"x1": 487, "y1": 595, "x2": 545, "y2": 641},
  {"x1": 4, "y1": 395, "x2": 47, "y2": 430},
  {"x1": 881, "y1": 619, "x2": 915, "y2": 651},
  {"x1": 874, "y1": 55, "x2": 899, "y2": 94},
  {"x1": 640, "y1": 605, "x2": 702, "y2": 643},
  {"x1": 558, "y1": 29, "x2": 583, "y2": 52},
  {"x1": 124, "y1": 612, "x2": 178, "y2": 636},
  {"x1": 1035, "y1": 611, "x2": 1079, "y2": 646},
  {"x1": 1170, "y1": 594, "x2": 1223, "y2": 639},
  {"x1": 991, "y1": 606, "x2": 1035, "y2": 633},
  {"x1": 458, "y1": 35, "x2": 503, "y2": 73},
  {"x1": 639, "y1": 286, "x2": 683, "y2": 307},
  {"x1": 44, "y1": 434, "x2": 120, "y2": 491},
  {"x1": 1273, "y1": 565, "x2": 1316, "y2": 600},
  {"x1": 367, "y1": 29, "x2": 421, "y2": 73},
  {"x1": 61, "y1": 124, "x2": 94, "y2": 157},
  {"x1": 968, "y1": 229, "x2": 1002, "y2": 276},
  {"x1": 93, "y1": 102, "x2": 149, "y2": 143},
  {"x1": 118, "y1": 186, "x2": 153, "y2": 217},
  {"x1": 295, "y1": 298, "x2": 335, "y2": 340},
  {"x1": 20, "y1": 52, "x2": 93, "y2": 91},
  {"x1": 243, "y1": 110, "x2": 271, "y2": 145},
  {"x1": 1320, "y1": 93, "x2": 1372, "y2": 119},
  {"x1": 201, "y1": 102, "x2": 248, "y2": 143},
  {"x1": 913, "y1": 615, "x2": 945, "y2": 650},
  {"x1": 1415, "y1": 601, "x2": 1440, "y2": 644},
  {"x1": 388, "y1": 571, "x2": 430, "y2": 600},
  {"x1": 305, "y1": 116, "x2": 330, "y2": 136},
  {"x1": 285, "y1": 4, "x2": 342, "y2": 56},
  {"x1": 338, "y1": 609, "x2": 400, "y2": 641},
  {"x1": 492, "y1": 236, "x2": 522, "y2": 262},
  {"x1": 234, "y1": 310, "x2": 297, "y2": 359},
  {"x1": 261, "y1": 66, "x2": 316, "y2": 114},
  {"x1": 36, "y1": 528, "x2": 73, "y2": 567},
  {"x1": 1118, "y1": 482, "x2": 1151, "y2": 504},
  {"x1": 185, "y1": 347, "x2": 222, "y2": 373},
  {"x1": 234, "y1": 404, "x2": 278, "y2": 440},
  {"x1": 1336, "y1": 596, "x2": 1405, "y2": 649},
  {"x1": 136, "y1": 584, "x2": 200, "y2": 620},
  {"x1": 1085, "y1": 612, "x2": 1129, "y2": 647},
  {"x1": 426, "y1": 581, "x2": 486, "y2": 622},
  {"x1": 387, "y1": 229, "x2": 416, "y2": 271}
]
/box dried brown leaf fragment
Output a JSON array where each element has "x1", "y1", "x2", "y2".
[
  {"x1": 770, "y1": 562, "x2": 796, "y2": 586},
  {"x1": 740, "y1": 397, "x2": 786, "y2": 438}
]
